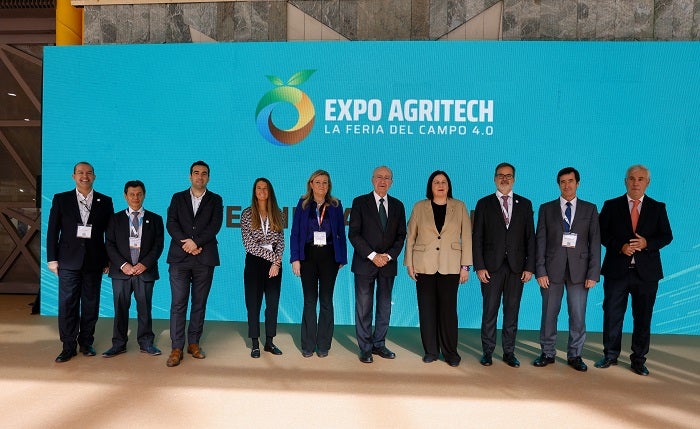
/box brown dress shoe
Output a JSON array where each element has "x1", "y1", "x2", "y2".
[
  {"x1": 166, "y1": 349, "x2": 183, "y2": 367},
  {"x1": 187, "y1": 344, "x2": 206, "y2": 359}
]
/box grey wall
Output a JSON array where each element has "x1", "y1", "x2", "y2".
[{"x1": 83, "y1": 0, "x2": 700, "y2": 44}]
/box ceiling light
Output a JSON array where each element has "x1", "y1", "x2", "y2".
[{"x1": 8, "y1": 93, "x2": 16, "y2": 96}]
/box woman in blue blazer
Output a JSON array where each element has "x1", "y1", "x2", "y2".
[{"x1": 290, "y1": 169, "x2": 347, "y2": 357}]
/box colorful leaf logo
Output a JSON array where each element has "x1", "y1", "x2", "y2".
[{"x1": 256, "y1": 70, "x2": 316, "y2": 146}]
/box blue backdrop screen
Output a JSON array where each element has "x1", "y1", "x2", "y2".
[{"x1": 42, "y1": 41, "x2": 700, "y2": 335}]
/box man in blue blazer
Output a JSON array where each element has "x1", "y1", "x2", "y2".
[
  {"x1": 47, "y1": 162, "x2": 114, "y2": 363},
  {"x1": 534, "y1": 167, "x2": 601, "y2": 372},
  {"x1": 472, "y1": 162, "x2": 535, "y2": 368},
  {"x1": 103, "y1": 180, "x2": 164, "y2": 358},
  {"x1": 349, "y1": 166, "x2": 407, "y2": 363},
  {"x1": 595, "y1": 165, "x2": 673, "y2": 376},
  {"x1": 165, "y1": 161, "x2": 223, "y2": 367}
]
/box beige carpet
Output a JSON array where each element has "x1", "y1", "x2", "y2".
[{"x1": 0, "y1": 294, "x2": 698, "y2": 429}]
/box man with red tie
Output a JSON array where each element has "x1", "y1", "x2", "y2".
[{"x1": 595, "y1": 165, "x2": 673, "y2": 376}]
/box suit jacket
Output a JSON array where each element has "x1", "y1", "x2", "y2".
[
  {"x1": 535, "y1": 198, "x2": 601, "y2": 284},
  {"x1": 348, "y1": 192, "x2": 407, "y2": 277},
  {"x1": 599, "y1": 194, "x2": 672, "y2": 282},
  {"x1": 46, "y1": 189, "x2": 114, "y2": 271},
  {"x1": 166, "y1": 189, "x2": 223, "y2": 266},
  {"x1": 289, "y1": 198, "x2": 348, "y2": 264},
  {"x1": 404, "y1": 199, "x2": 473, "y2": 275},
  {"x1": 105, "y1": 209, "x2": 165, "y2": 281},
  {"x1": 472, "y1": 193, "x2": 535, "y2": 274}
]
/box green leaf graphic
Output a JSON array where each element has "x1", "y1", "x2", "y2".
[
  {"x1": 287, "y1": 70, "x2": 316, "y2": 86},
  {"x1": 266, "y1": 75, "x2": 284, "y2": 86}
]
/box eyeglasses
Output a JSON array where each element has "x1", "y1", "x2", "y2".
[
  {"x1": 373, "y1": 175, "x2": 392, "y2": 181},
  {"x1": 495, "y1": 174, "x2": 514, "y2": 180}
]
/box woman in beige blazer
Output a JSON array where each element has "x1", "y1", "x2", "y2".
[{"x1": 404, "y1": 170, "x2": 472, "y2": 366}]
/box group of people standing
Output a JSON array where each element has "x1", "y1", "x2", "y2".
[{"x1": 46, "y1": 161, "x2": 672, "y2": 376}]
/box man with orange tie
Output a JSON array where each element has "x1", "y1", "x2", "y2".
[{"x1": 595, "y1": 165, "x2": 673, "y2": 376}]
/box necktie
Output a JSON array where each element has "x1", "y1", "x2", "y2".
[
  {"x1": 631, "y1": 199, "x2": 640, "y2": 232},
  {"x1": 379, "y1": 198, "x2": 388, "y2": 231},
  {"x1": 501, "y1": 195, "x2": 509, "y2": 225},
  {"x1": 564, "y1": 202, "x2": 572, "y2": 233},
  {"x1": 130, "y1": 212, "x2": 140, "y2": 265}
]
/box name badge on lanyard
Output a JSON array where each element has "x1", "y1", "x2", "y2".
[
  {"x1": 77, "y1": 224, "x2": 93, "y2": 239},
  {"x1": 314, "y1": 203, "x2": 328, "y2": 246},
  {"x1": 261, "y1": 215, "x2": 273, "y2": 251},
  {"x1": 562, "y1": 232, "x2": 577, "y2": 248}
]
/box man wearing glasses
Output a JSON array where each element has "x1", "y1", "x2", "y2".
[{"x1": 472, "y1": 162, "x2": 535, "y2": 368}]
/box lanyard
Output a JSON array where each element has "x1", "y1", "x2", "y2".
[
  {"x1": 316, "y1": 203, "x2": 327, "y2": 231},
  {"x1": 78, "y1": 197, "x2": 91, "y2": 225},
  {"x1": 260, "y1": 215, "x2": 269, "y2": 237},
  {"x1": 127, "y1": 210, "x2": 143, "y2": 237}
]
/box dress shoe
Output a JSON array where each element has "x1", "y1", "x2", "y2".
[
  {"x1": 371, "y1": 346, "x2": 396, "y2": 359},
  {"x1": 446, "y1": 359, "x2": 461, "y2": 367},
  {"x1": 140, "y1": 345, "x2": 162, "y2": 356},
  {"x1": 422, "y1": 354, "x2": 438, "y2": 363},
  {"x1": 317, "y1": 350, "x2": 329, "y2": 358},
  {"x1": 301, "y1": 350, "x2": 314, "y2": 358},
  {"x1": 567, "y1": 356, "x2": 588, "y2": 372},
  {"x1": 594, "y1": 356, "x2": 618, "y2": 369},
  {"x1": 503, "y1": 353, "x2": 520, "y2": 368},
  {"x1": 79, "y1": 345, "x2": 96, "y2": 356},
  {"x1": 101, "y1": 346, "x2": 127, "y2": 358},
  {"x1": 480, "y1": 353, "x2": 493, "y2": 366},
  {"x1": 264, "y1": 343, "x2": 283, "y2": 355},
  {"x1": 187, "y1": 343, "x2": 206, "y2": 359},
  {"x1": 533, "y1": 353, "x2": 555, "y2": 367},
  {"x1": 251, "y1": 347, "x2": 261, "y2": 358},
  {"x1": 55, "y1": 349, "x2": 77, "y2": 363},
  {"x1": 631, "y1": 363, "x2": 650, "y2": 376},
  {"x1": 166, "y1": 349, "x2": 183, "y2": 367},
  {"x1": 359, "y1": 350, "x2": 373, "y2": 363}
]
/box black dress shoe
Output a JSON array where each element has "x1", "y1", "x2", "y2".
[
  {"x1": 317, "y1": 350, "x2": 328, "y2": 358},
  {"x1": 503, "y1": 353, "x2": 520, "y2": 368},
  {"x1": 594, "y1": 356, "x2": 618, "y2": 369},
  {"x1": 422, "y1": 354, "x2": 438, "y2": 363},
  {"x1": 301, "y1": 350, "x2": 314, "y2": 358},
  {"x1": 251, "y1": 348, "x2": 261, "y2": 358},
  {"x1": 533, "y1": 353, "x2": 555, "y2": 367},
  {"x1": 567, "y1": 356, "x2": 588, "y2": 372},
  {"x1": 446, "y1": 359, "x2": 460, "y2": 367},
  {"x1": 79, "y1": 345, "x2": 96, "y2": 356},
  {"x1": 480, "y1": 353, "x2": 493, "y2": 366},
  {"x1": 372, "y1": 346, "x2": 396, "y2": 359},
  {"x1": 101, "y1": 346, "x2": 127, "y2": 358},
  {"x1": 631, "y1": 363, "x2": 650, "y2": 376},
  {"x1": 359, "y1": 351, "x2": 373, "y2": 363},
  {"x1": 264, "y1": 343, "x2": 283, "y2": 355},
  {"x1": 55, "y1": 349, "x2": 77, "y2": 363}
]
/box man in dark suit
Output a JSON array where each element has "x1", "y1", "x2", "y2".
[
  {"x1": 102, "y1": 180, "x2": 164, "y2": 358},
  {"x1": 595, "y1": 165, "x2": 672, "y2": 376},
  {"x1": 47, "y1": 161, "x2": 114, "y2": 363},
  {"x1": 533, "y1": 167, "x2": 601, "y2": 372},
  {"x1": 165, "y1": 161, "x2": 223, "y2": 367},
  {"x1": 349, "y1": 166, "x2": 407, "y2": 364},
  {"x1": 472, "y1": 162, "x2": 535, "y2": 368}
]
